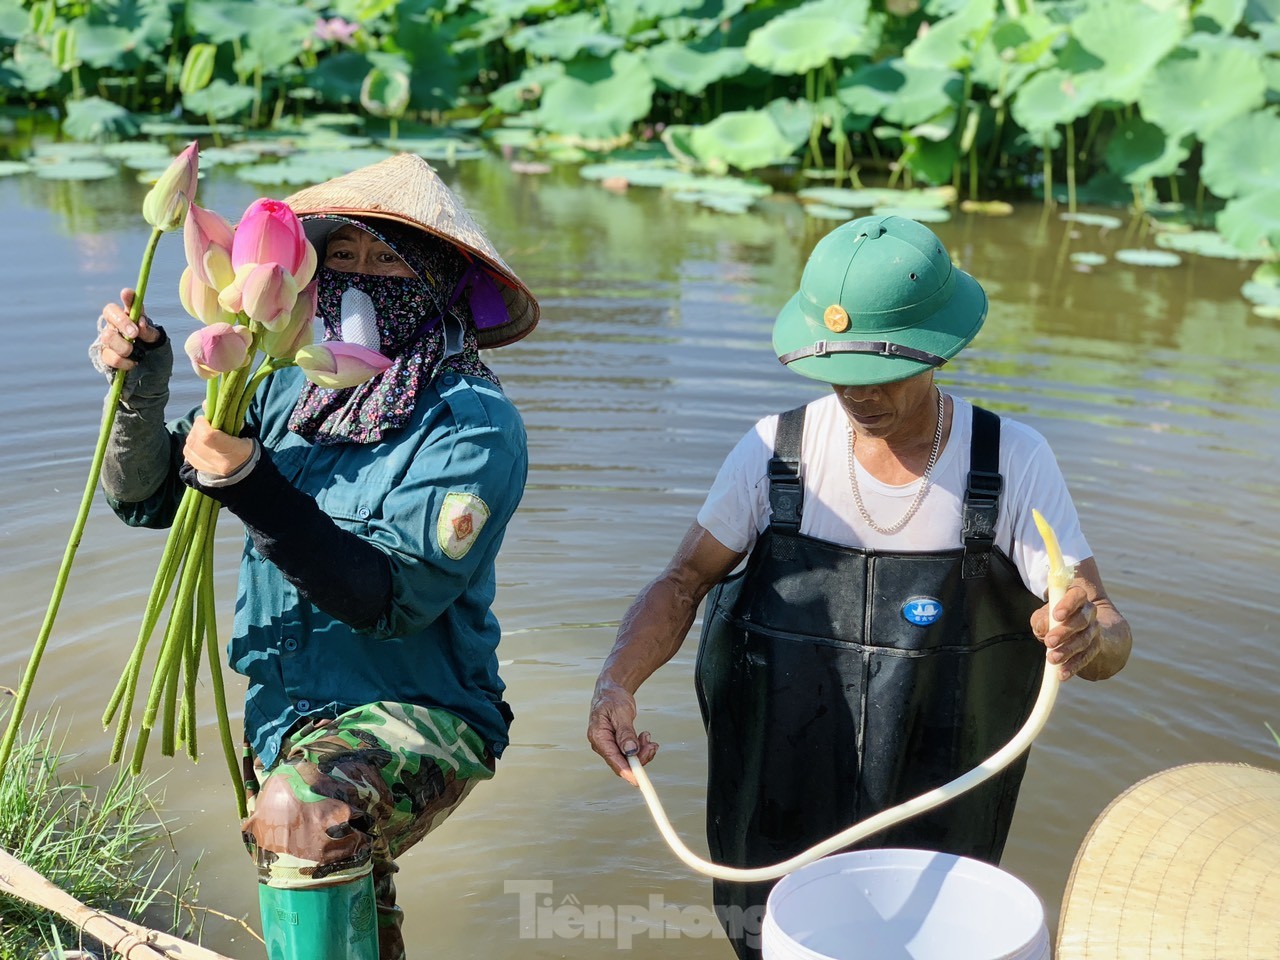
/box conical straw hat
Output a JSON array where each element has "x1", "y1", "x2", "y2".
[
  {"x1": 1057, "y1": 762, "x2": 1280, "y2": 959},
  {"x1": 284, "y1": 153, "x2": 538, "y2": 349}
]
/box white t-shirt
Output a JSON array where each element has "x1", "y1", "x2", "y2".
[{"x1": 696, "y1": 393, "x2": 1090, "y2": 600}]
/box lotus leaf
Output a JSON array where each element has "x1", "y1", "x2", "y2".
[
  {"x1": 62, "y1": 97, "x2": 139, "y2": 142},
  {"x1": 838, "y1": 61, "x2": 907, "y2": 120},
  {"x1": 970, "y1": 14, "x2": 1063, "y2": 94},
  {"x1": 34, "y1": 143, "x2": 106, "y2": 162},
  {"x1": 798, "y1": 186, "x2": 909, "y2": 208},
  {"x1": 1010, "y1": 68, "x2": 1097, "y2": 136},
  {"x1": 0, "y1": 161, "x2": 31, "y2": 177},
  {"x1": 296, "y1": 130, "x2": 374, "y2": 150},
  {"x1": 33, "y1": 160, "x2": 118, "y2": 181},
  {"x1": 1070, "y1": 252, "x2": 1108, "y2": 266},
  {"x1": 904, "y1": 0, "x2": 996, "y2": 71},
  {"x1": 80, "y1": 0, "x2": 172, "y2": 66},
  {"x1": 237, "y1": 6, "x2": 323, "y2": 74},
  {"x1": 187, "y1": 0, "x2": 253, "y2": 44},
  {"x1": 488, "y1": 63, "x2": 565, "y2": 114},
  {"x1": 1193, "y1": 0, "x2": 1246, "y2": 33},
  {"x1": 394, "y1": 14, "x2": 467, "y2": 113},
  {"x1": 1103, "y1": 118, "x2": 1191, "y2": 184},
  {"x1": 1060, "y1": 212, "x2": 1123, "y2": 230},
  {"x1": 198, "y1": 147, "x2": 260, "y2": 166},
  {"x1": 1114, "y1": 249, "x2": 1181, "y2": 267},
  {"x1": 69, "y1": 24, "x2": 133, "y2": 70},
  {"x1": 901, "y1": 136, "x2": 959, "y2": 186},
  {"x1": 880, "y1": 60, "x2": 961, "y2": 128},
  {"x1": 4, "y1": 43, "x2": 63, "y2": 93},
  {"x1": 0, "y1": 3, "x2": 24, "y2": 42},
  {"x1": 660, "y1": 124, "x2": 700, "y2": 165},
  {"x1": 488, "y1": 127, "x2": 539, "y2": 148},
  {"x1": 1217, "y1": 190, "x2": 1280, "y2": 254},
  {"x1": 744, "y1": 0, "x2": 878, "y2": 76},
  {"x1": 138, "y1": 120, "x2": 244, "y2": 136},
  {"x1": 872, "y1": 205, "x2": 951, "y2": 223},
  {"x1": 237, "y1": 148, "x2": 395, "y2": 186},
  {"x1": 475, "y1": 0, "x2": 560, "y2": 16},
  {"x1": 643, "y1": 41, "x2": 749, "y2": 94},
  {"x1": 687, "y1": 110, "x2": 802, "y2": 171},
  {"x1": 1138, "y1": 41, "x2": 1266, "y2": 140},
  {"x1": 508, "y1": 13, "x2": 623, "y2": 60},
  {"x1": 765, "y1": 98, "x2": 816, "y2": 148},
  {"x1": 580, "y1": 162, "x2": 686, "y2": 187},
  {"x1": 1154, "y1": 229, "x2": 1263, "y2": 260},
  {"x1": 183, "y1": 80, "x2": 256, "y2": 121},
  {"x1": 606, "y1": 0, "x2": 709, "y2": 37},
  {"x1": 535, "y1": 53, "x2": 655, "y2": 140},
  {"x1": 671, "y1": 191, "x2": 754, "y2": 213},
  {"x1": 1065, "y1": 3, "x2": 1185, "y2": 104},
  {"x1": 1255, "y1": 22, "x2": 1280, "y2": 54},
  {"x1": 389, "y1": 136, "x2": 487, "y2": 161},
  {"x1": 1201, "y1": 110, "x2": 1280, "y2": 199},
  {"x1": 660, "y1": 174, "x2": 771, "y2": 197},
  {"x1": 804, "y1": 203, "x2": 854, "y2": 220},
  {"x1": 1242, "y1": 280, "x2": 1280, "y2": 307},
  {"x1": 361, "y1": 67, "x2": 411, "y2": 120}
]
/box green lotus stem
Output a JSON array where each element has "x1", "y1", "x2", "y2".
[
  {"x1": 1042, "y1": 134, "x2": 1053, "y2": 208},
  {"x1": 103, "y1": 487, "x2": 200, "y2": 754},
  {"x1": 0, "y1": 227, "x2": 164, "y2": 782},
  {"x1": 202, "y1": 527, "x2": 246, "y2": 819},
  {"x1": 1066, "y1": 123, "x2": 1077, "y2": 213},
  {"x1": 133, "y1": 497, "x2": 216, "y2": 774},
  {"x1": 181, "y1": 556, "x2": 205, "y2": 761}
]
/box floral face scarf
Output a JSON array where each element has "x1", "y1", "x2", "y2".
[{"x1": 288, "y1": 217, "x2": 499, "y2": 445}]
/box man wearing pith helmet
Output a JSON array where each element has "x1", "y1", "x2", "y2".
[{"x1": 588, "y1": 215, "x2": 1133, "y2": 959}]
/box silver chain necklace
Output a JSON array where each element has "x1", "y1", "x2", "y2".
[{"x1": 846, "y1": 388, "x2": 946, "y2": 536}]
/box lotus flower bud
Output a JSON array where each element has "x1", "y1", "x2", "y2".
[
  {"x1": 232, "y1": 198, "x2": 312, "y2": 282},
  {"x1": 240, "y1": 263, "x2": 300, "y2": 331},
  {"x1": 295, "y1": 342, "x2": 392, "y2": 389},
  {"x1": 184, "y1": 323, "x2": 253, "y2": 380},
  {"x1": 179, "y1": 266, "x2": 237, "y2": 326},
  {"x1": 141, "y1": 141, "x2": 199, "y2": 232},
  {"x1": 259, "y1": 282, "x2": 317, "y2": 360},
  {"x1": 184, "y1": 203, "x2": 236, "y2": 291}
]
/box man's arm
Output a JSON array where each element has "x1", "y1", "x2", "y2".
[
  {"x1": 588, "y1": 523, "x2": 744, "y2": 784},
  {"x1": 1032, "y1": 556, "x2": 1132, "y2": 681}
]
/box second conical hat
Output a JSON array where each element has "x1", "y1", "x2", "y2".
[
  {"x1": 1057, "y1": 762, "x2": 1280, "y2": 959},
  {"x1": 284, "y1": 153, "x2": 538, "y2": 349}
]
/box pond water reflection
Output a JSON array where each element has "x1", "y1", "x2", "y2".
[{"x1": 1, "y1": 157, "x2": 1277, "y2": 958}]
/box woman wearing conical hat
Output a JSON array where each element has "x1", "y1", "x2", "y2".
[{"x1": 92, "y1": 154, "x2": 538, "y2": 960}]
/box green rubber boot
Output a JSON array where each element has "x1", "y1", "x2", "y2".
[{"x1": 259, "y1": 874, "x2": 380, "y2": 960}]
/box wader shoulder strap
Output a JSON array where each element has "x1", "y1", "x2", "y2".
[
  {"x1": 962, "y1": 405, "x2": 1003, "y2": 580},
  {"x1": 767, "y1": 405, "x2": 806, "y2": 560}
]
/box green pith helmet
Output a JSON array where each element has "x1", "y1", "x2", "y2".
[{"x1": 772, "y1": 215, "x2": 987, "y2": 386}]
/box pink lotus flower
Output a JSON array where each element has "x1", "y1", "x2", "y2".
[
  {"x1": 314, "y1": 16, "x2": 359, "y2": 45},
  {"x1": 142, "y1": 141, "x2": 199, "y2": 232},
  {"x1": 184, "y1": 203, "x2": 235, "y2": 291},
  {"x1": 219, "y1": 262, "x2": 300, "y2": 330},
  {"x1": 258, "y1": 282, "x2": 317, "y2": 360},
  {"x1": 294, "y1": 342, "x2": 392, "y2": 389},
  {"x1": 179, "y1": 266, "x2": 237, "y2": 326},
  {"x1": 232, "y1": 199, "x2": 315, "y2": 285},
  {"x1": 184, "y1": 323, "x2": 253, "y2": 380}
]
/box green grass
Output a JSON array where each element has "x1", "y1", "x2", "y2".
[{"x1": 0, "y1": 711, "x2": 201, "y2": 960}]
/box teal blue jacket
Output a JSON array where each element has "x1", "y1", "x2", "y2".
[{"x1": 109, "y1": 367, "x2": 527, "y2": 768}]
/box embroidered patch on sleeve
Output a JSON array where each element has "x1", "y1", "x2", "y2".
[{"x1": 437, "y1": 492, "x2": 491, "y2": 560}]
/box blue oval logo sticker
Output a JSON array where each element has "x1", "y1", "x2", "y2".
[{"x1": 902, "y1": 597, "x2": 943, "y2": 626}]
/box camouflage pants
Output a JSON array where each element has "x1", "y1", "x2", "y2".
[{"x1": 241, "y1": 702, "x2": 496, "y2": 960}]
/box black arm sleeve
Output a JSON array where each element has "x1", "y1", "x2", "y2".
[{"x1": 181, "y1": 452, "x2": 393, "y2": 631}]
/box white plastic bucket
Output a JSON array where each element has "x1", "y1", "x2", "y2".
[{"x1": 762, "y1": 848, "x2": 1050, "y2": 960}]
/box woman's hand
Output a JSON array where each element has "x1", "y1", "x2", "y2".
[
  {"x1": 96, "y1": 288, "x2": 164, "y2": 372},
  {"x1": 184, "y1": 416, "x2": 255, "y2": 479}
]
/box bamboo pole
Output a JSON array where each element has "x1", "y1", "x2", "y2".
[{"x1": 0, "y1": 849, "x2": 238, "y2": 960}]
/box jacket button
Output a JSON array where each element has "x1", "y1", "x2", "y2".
[
  {"x1": 441, "y1": 373, "x2": 457, "y2": 387},
  {"x1": 283, "y1": 637, "x2": 299, "y2": 652},
  {"x1": 358, "y1": 506, "x2": 371, "y2": 519},
  {"x1": 296, "y1": 699, "x2": 311, "y2": 712}
]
